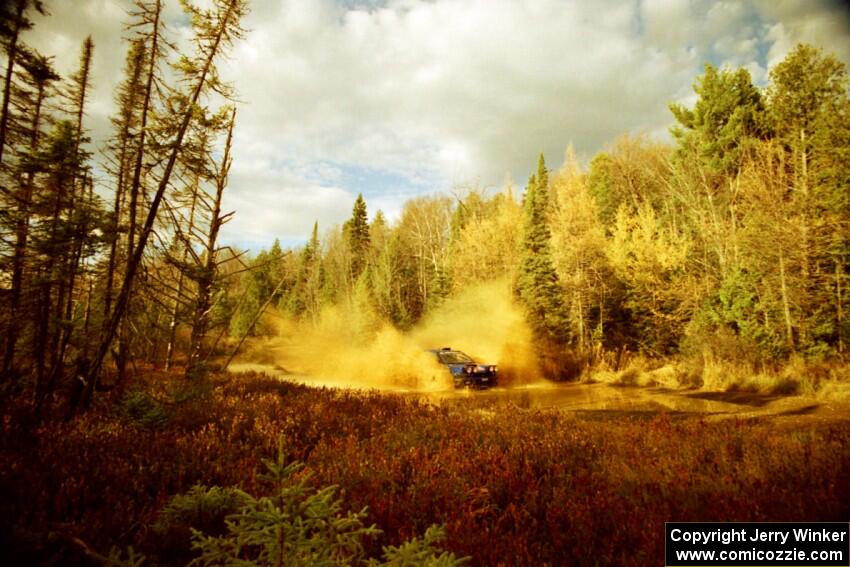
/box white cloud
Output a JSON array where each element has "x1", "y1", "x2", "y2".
[
  {"x1": 25, "y1": 1, "x2": 128, "y2": 151},
  {"x1": 755, "y1": 0, "x2": 850, "y2": 67},
  {"x1": 641, "y1": 0, "x2": 695, "y2": 51},
  {"x1": 226, "y1": 0, "x2": 696, "y2": 187},
  {"x1": 764, "y1": 22, "x2": 796, "y2": 70},
  {"x1": 17, "y1": 0, "x2": 850, "y2": 250},
  {"x1": 220, "y1": 161, "x2": 354, "y2": 249}
]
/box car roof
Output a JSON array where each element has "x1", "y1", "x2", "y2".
[{"x1": 428, "y1": 347, "x2": 472, "y2": 355}]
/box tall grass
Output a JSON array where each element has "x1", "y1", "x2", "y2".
[
  {"x1": 589, "y1": 354, "x2": 850, "y2": 398},
  {"x1": 1, "y1": 370, "x2": 848, "y2": 565}
]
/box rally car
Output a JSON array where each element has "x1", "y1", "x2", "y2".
[{"x1": 428, "y1": 347, "x2": 498, "y2": 388}]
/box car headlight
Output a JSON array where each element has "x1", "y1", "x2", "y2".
[{"x1": 490, "y1": 365, "x2": 497, "y2": 373}]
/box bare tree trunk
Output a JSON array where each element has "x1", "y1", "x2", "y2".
[
  {"x1": 103, "y1": 170, "x2": 125, "y2": 321},
  {"x1": 798, "y1": 128, "x2": 810, "y2": 347},
  {"x1": 83, "y1": 275, "x2": 93, "y2": 337},
  {"x1": 116, "y1": 2, "x2": 162, "y2": 383},
  {"x1": 77, "y1": 0, "x2": 241, "y2": 416},
  {"x1": 779, "y1": 248, "x2": 794, "y2": 350},
  {"x1": 186, "y1": 109, "x2": 236, "y2": 378},
  {"x1": 575, "y1": 290, "x2": 585, "y2": 351},
  {"x1": 37, "y1": 175, "x2": 70, "y2": 410},
  {"x1": 838, "y1": 259, "x2": 845, "y2": 354},
  {"x1": 33, "y1": 279, "x2": 50, "y2": 404},
  {"x1": 166, "y1": 174, "x2": 201, "y2": 371},
  {"x1": 104, "y1": 42, "x2": 146, "y2": 322},
  {"x1": 164, "y1": 273, "x2": 184, "y2": 370}
]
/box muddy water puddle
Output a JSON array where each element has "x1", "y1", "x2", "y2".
[{"x1": 227, "y1": 363, "x2": 850, "y2": 425}]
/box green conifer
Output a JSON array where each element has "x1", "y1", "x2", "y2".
[
  {"x1": 345, "y1": 193, "x2": 371, "y2": 281},
  {"x1": 516, "y1": 154, "x2": 569, "y2": 344}
]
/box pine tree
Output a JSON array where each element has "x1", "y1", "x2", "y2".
[
  {"x1": 666, "y1": 65, "x2": 767, "y2": 344},
  {"x1": 287, "y1": 221, "x2": 323, "y2": 319},
  {"x1": 29, "y1": 120, "x2": 93, "y2": 407},
  {"x1": 1, "y1": 48, "x2": 58, "y2": 375},
  {"x1": 345, "y1": 193, "x2": 370, "y2": 283},
  {"x1": 0, "y1": 0, "x2": 45, "y2": 167},
  {"x1": 669, "y1": 64, "x2": 766, "y2": 178},
  {"x1": 516, "y1": 154, "x2": 569, "y2": 345}
]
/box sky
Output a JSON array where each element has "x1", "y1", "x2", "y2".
[{"x1": 22, "y1": 0, "x2": 850, "y2": 251}]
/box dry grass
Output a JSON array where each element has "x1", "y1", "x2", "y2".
[
  {"x1": 589, "y1": 355, "x2": 850, "y2": 400},
  {"x1": 1, "y1": 369, "x2": 849, "y2": 566}
]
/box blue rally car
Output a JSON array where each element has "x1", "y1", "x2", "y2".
[{"x1": 429, "y1": 347, "x2": 498, "y2": 388}]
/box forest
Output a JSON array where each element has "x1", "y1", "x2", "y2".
[
  {"x1": 2, "y1": 0, "x2": 849, "y2": 405},
  {"x1": 1, "y1": 0, "x2": 849, "y2": 565},
  {"x1": 222, "y1": 44, "x2": 850, "y2": 391}
]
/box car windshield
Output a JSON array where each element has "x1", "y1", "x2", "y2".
[{"x1": 437, "y1": 351, "x2": 474, "y2": 364}]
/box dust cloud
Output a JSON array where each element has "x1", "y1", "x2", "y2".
[
  {"x1": 235, "y1": 279, "x2": 540, "y2": 391},
  {"x1": 410, "y1": 280, "x2": 539, "y2": 385}
]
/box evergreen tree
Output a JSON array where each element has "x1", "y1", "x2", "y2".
[
  {"x1": 287, "y1": 221, "x2": 321, "y2": 318},
  {"x1": 768, "y1": 44, "x2": 848, "y2": 143},
  {"x1": 666, "y1": 65, "x2": 768, "y2": 350},
  {"x1": 516, "y1": 154, "x2": 569, "y2": 344},
  {"x1": 0, "y1": 0, "x2": 45, "y2": 167},
  {"x1": 345, "y1": 193, "x2": 370, "y2": 282},
  {"x1": 670, "y1": 64, "x2": 766, "y2": 178},
  {"x1": 766, "y1": 43, "x2": 850, "y2": 354},
  {"x1": 48, "y1": 36, "x2": 95, "y2": 383},
  {"x1": 28, "y1": 120, "x2": 95, "y2": 406},
  {"x1": 369, "y1": 209, "x2": 389, "y2": 252},
  {"x1": 1, "y1": 47, "x2": 58, "y2": 375}
]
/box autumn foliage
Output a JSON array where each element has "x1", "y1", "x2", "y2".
[{"x1": 2, "y1": 371, "x2": 849, "y2": 565}]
